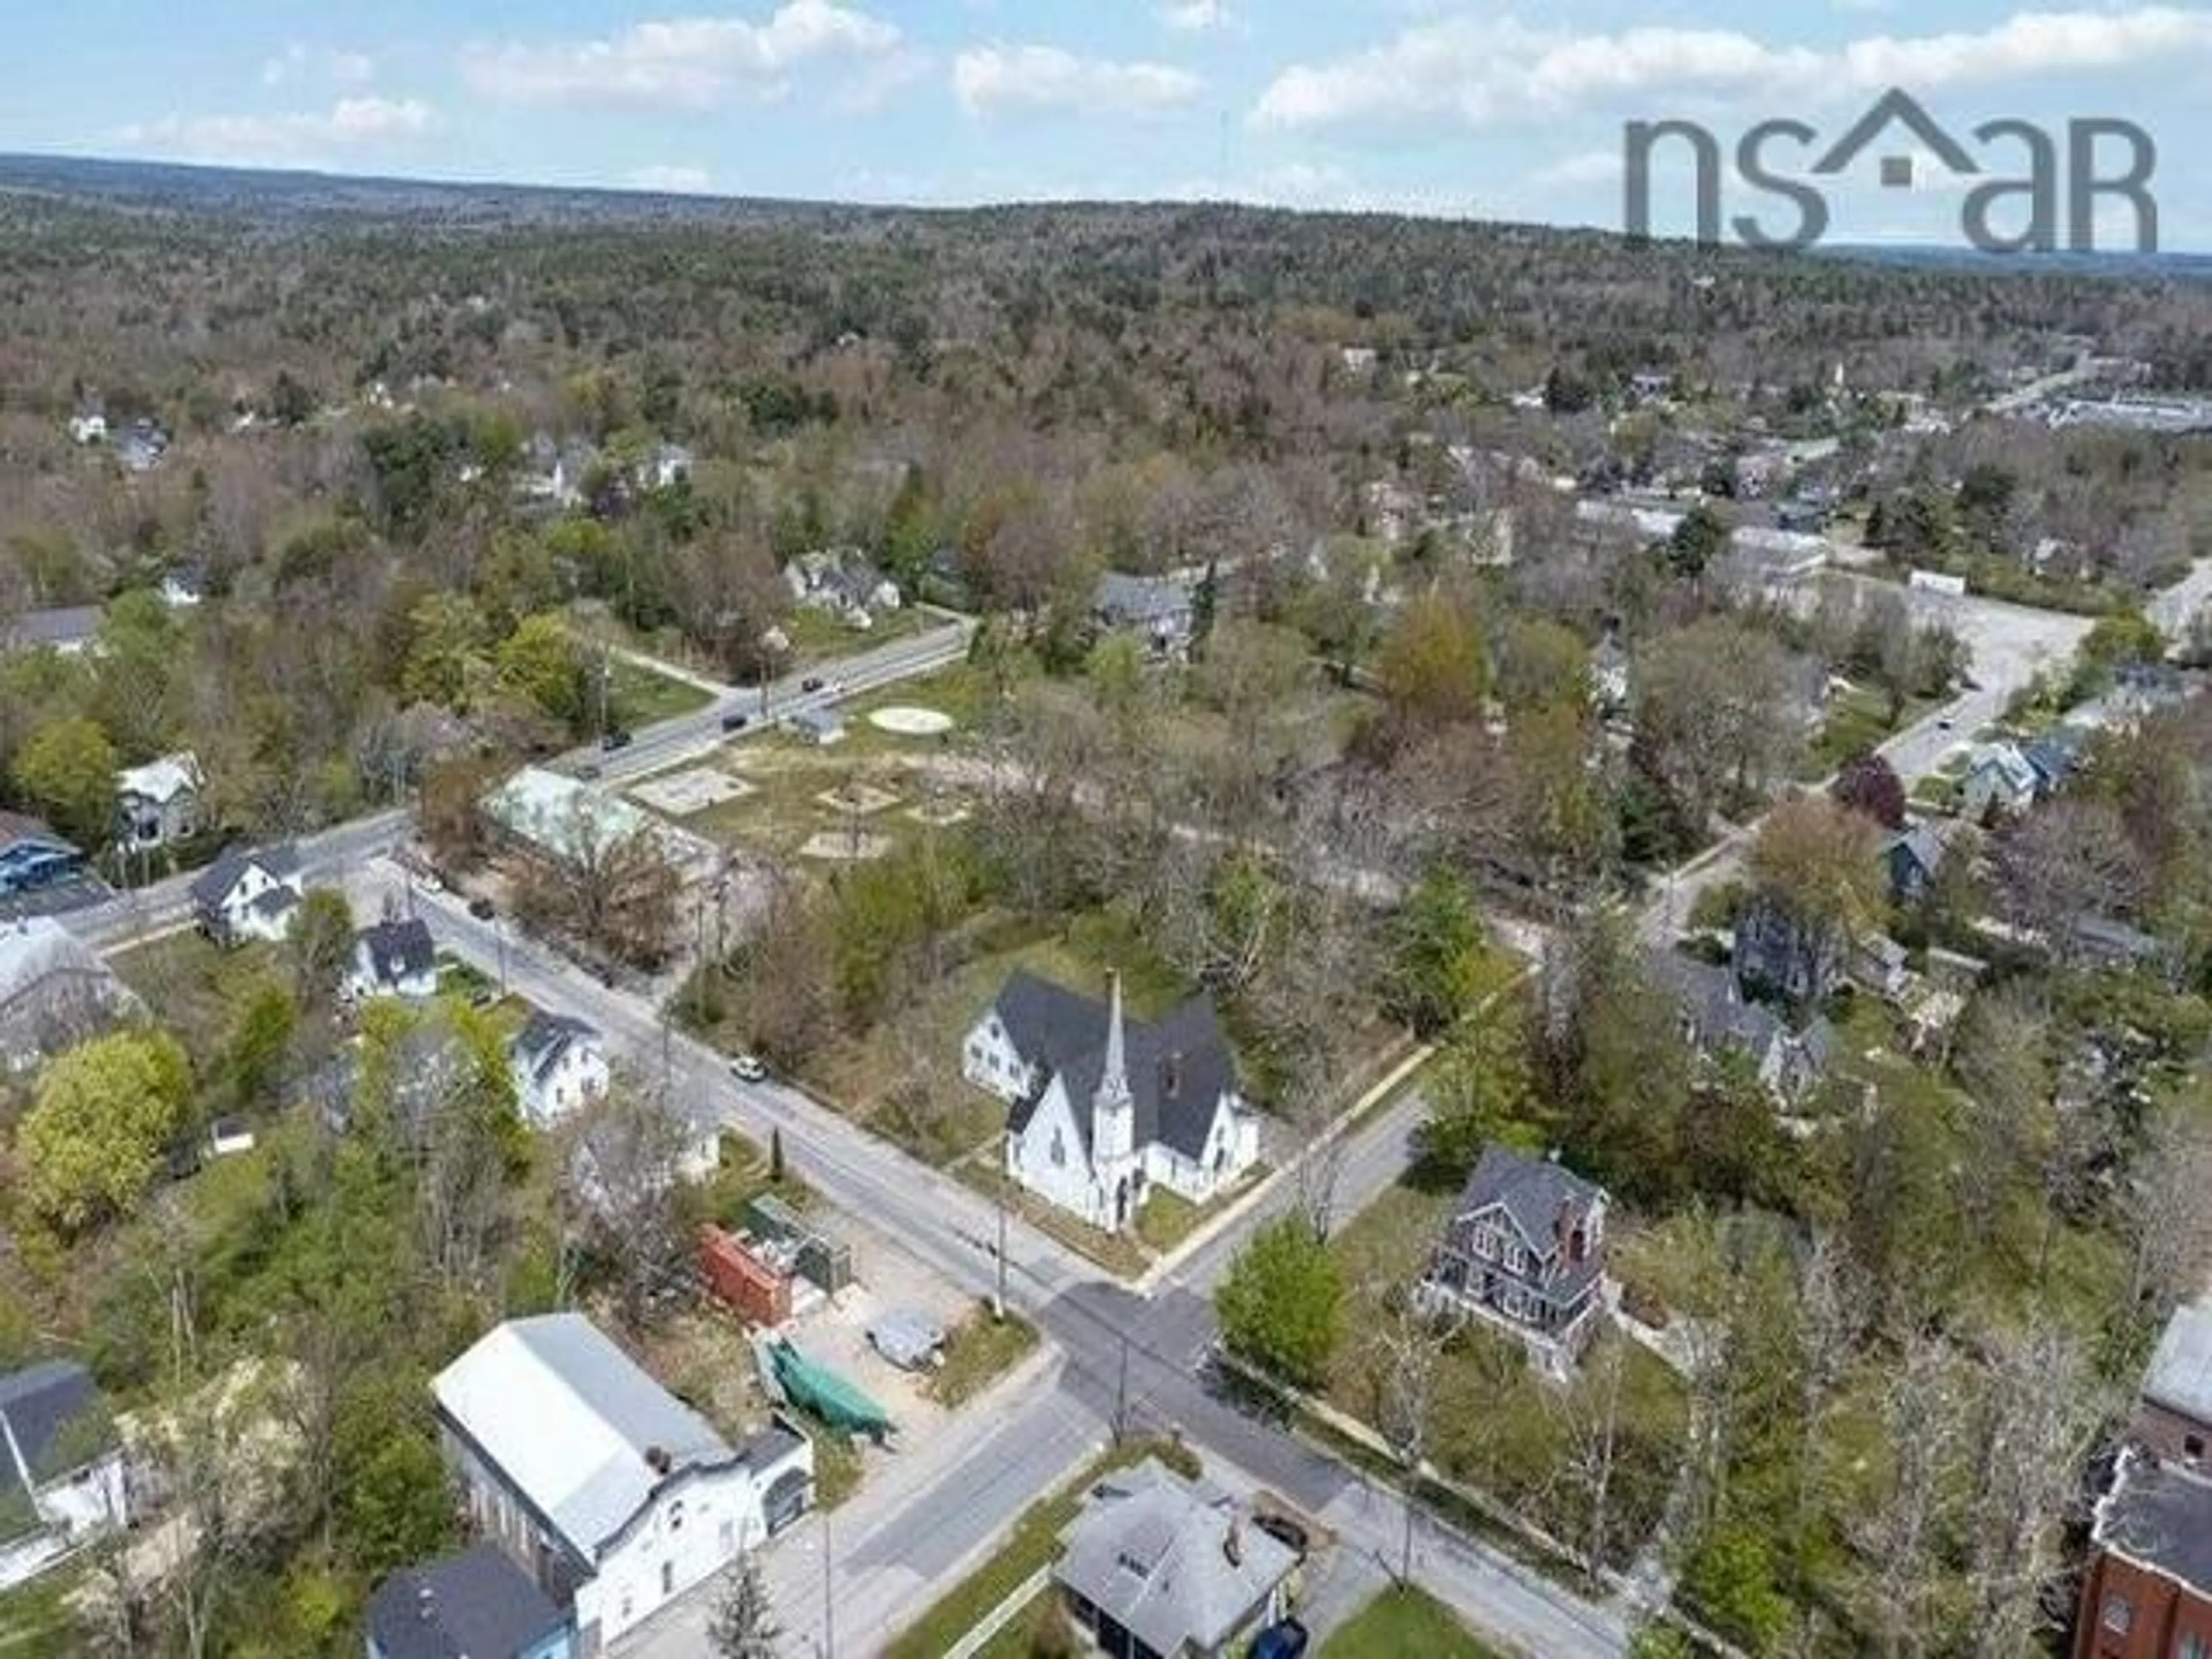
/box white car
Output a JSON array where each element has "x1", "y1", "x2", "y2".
[{"x1": 730, "y1": 1053, "x2": 767, "y2": 1083}]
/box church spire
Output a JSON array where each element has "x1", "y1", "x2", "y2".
[{"x1": 1097, "y1": 970, "x2": 1130, "y2": 1108}]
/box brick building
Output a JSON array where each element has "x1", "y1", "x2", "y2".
[{"x1": 2073, "y1": 1449, "x2": 2212, "y2": 1659}]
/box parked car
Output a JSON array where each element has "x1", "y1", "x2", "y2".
[
  {"x1": 467, "y1": 896, "x2": 495, "y2": 920},
  {"x1": 575, "y1": 763, "x2": 603, "y2": 780},
  {"x1": 1253, "y1": 1513, "x2": 1309, "y2": 1559},
  {"x1": 730, "y1": 1053, "x2": 767, "y2": 1082},
  {"x1": 1248, "y1": 1619, "x2": 1309, "y2": 1659},
  {"x1": 601, "y1": 729, "x2": 634, "y2": 751},
  {"x1": 721, "y1": 711, "x2": 751, "y2": 732},
  {"x1": 800, "y1": 675, "x2": 825, "y2": 693}
]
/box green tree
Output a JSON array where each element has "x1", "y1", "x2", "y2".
[
  {"x1": 1414, "y1": 994, "x2": 1543, "y2": 1181},
  {"x1": 1666, "y1": 505, "x2": 1730, "y2": 579},
  {"x1": 14, "y1": 715, "x2": 120, "y2": 846},
  {"x1": 225, "y1": 982, "x2": 298, "y2": 1111},
  {"x1": 1681, "y1": 1523, "x2": 1794, "y2": 1654},
  {"x1": 495, "y1": 612, "x2": 590, "y2": 730},
  {"x1": 1189, "y1": 559, "x2": 1221, "y2": 660},
  {"x1": 1387, "y1": 865, "x2": 1494, "y2": 1036},
  {"x1": 2080, "y1": 609, "x2": 2165, "y2": 672},
  {"x1": 400, "y1": 591, "x2": 491, "y2": 709},
  {"x1": 1216, "y1": 1216, "x2": 1341, "y2": 1388},
  {"x1": 286, "y1": 887, "x2": 357, "y2": 1005},
  {"x1": 16, "y1": 1029, "x2": 193, "y2": 1234},
  {"x1": 1376, "y1": 590, "x2": 1488, "y2": 734}
]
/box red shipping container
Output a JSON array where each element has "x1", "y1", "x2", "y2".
[{"x1": 698, "y1": 1225, "x2": 792, "y2": 1328}]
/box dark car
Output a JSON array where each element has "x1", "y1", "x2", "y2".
[
  {"x1": 721, "y1": 711, "x2": 751, "y2": 732},
  {"x1": 467, "y1": 896, "x2": 495, "y2": 921},
  {"x1": 800, "y1": 675, "x2": 825, "y2": 693},
  {"x1": 601, "y1": 729, "x2": 634, "y2": 751},
  {"x1": 1248, "y1": 1618, "x2": 1309, "y2": 1659},
  {"x1": 1253, "y1": 1513, "x2": 1309, "y2": 1559},
  {"x1": 575, "y1": 763, "x2": 603, "y2": 780}
]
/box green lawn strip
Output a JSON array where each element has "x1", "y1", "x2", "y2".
[
  {"x1": 881, "y1": 1437, "x2": 1193, "y2": 1659},
  {"x1": 1321, "y1": 1586, "x2": 1502, "y2": 1658},
  {"x1": 956, "y1": 1160, "x2": 1149, "y2": 1279},
  {"x1": 603, "y1": 654, "x2": 714, "y2": 727},
  {"x1": 926, "y1": 1304, "x2": 1041, "y2": 1410}
]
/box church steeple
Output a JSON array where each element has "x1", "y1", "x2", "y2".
[
  {"x1": 1093, "y1": 970, "x2": 1135, "y2": 1164},
  {"x1": 1097, "y1": 971, "x2": 1131, "y2": 1110}
]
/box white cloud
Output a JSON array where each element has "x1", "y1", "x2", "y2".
[
  {"x1": 628, "y1": 164, "x2": 715, "y2": 193},
  {"x1": 953, "y1": 44, "x2": 1206, "y2": 118},
  {"x1": 1253, "y1": 7, "x2": 2212, "y2": 131},
  {"x1": 112, "y1": 97, "x2": 437, "y2": 165},
  {"x1": 461, "y1": 1, "x2": 902, "y2": 109},
  {"x1": 262, "y1": 43, "x2": 376, "y2": 87},
  {"x1": 1159, "y1": 0, "x2": 1233, "y2": 31}
]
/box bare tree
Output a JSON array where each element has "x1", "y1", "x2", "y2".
[
  {"x1": 706, "y1": 1551, "x2": 783, "y2": 1658},
  {"x1": 553, "y1": 1070, "x2": 695, "y2": 1334},
  {"x1": 1366, "y1": 1283, "x2": 1455, "y2": 1586},
  {"x1": 2123, "y1": 1104, "x2": 2212, "y2": 1323},
  {"x1": 511, "y1": 800, "x2": 685, "y2": 970},
  {"x1": 1850, "y1": 1334, "x2": 1969, "y2": 1658}
]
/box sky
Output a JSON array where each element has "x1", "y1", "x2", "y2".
[{"x1": 9, "y1": 2, "x2": 2209, "y2": 251}]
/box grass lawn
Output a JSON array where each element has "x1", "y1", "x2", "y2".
[
  {"x1": 111, "y1": 930, "x2": 283, "y2": 1067},
  {"x1": 604, "y1": 654, "x2": 714, "y2": 728},
  {"x1": 959, "y1": 1158, "x2": 1149, "y2": 1279},
  {"x1": 927, "y1": 1304, "x2": 1041, "y2": 1410},
  {"x1": 882, "y1": 1437, "x2": 1194, "y2": 1659},
  {"x1": 1321, "y1": 1587, "x2": 1499, "y2": 1658},
  {"x1": 1802, "y1": 685, "x2": 1935, "y2": 779},
  {"x1": 1135, "y1": 1186, "x2": 1203, "y2": 1255},
  {"x1": 782, "y1": 603, "x2": 931, "y2": 666},
  {"x1": 1323, "y1": 1179, "x2": 1690, "y2": 1570}
]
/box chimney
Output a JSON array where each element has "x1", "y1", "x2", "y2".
[
  {"x1": 645, "y1": 1444, "x2": 672, "y2": 1476},
  {"x1": 1223, "y1": 1518, "x2": 1242, "y2": 1568}
]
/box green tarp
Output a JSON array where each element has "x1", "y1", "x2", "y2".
[{"x1": 768, "y1": 1339, "x2": 892, "y2": 1441}]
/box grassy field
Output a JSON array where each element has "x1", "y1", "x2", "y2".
[
  {"x1": 927, "y1": 1304, "x2": 1041, "y2": 1410},
  {"x1": 782, "y1": 602, "x2": 933, "y2": 666},
  {"x1": 1321, "y1": 1587, "x2": 1499, "y2": 1658},
  {"x1": 604, "y1": 654, "x2": 714, "y2": 727},
  {"x1": 111, "y1": 930, "x2": 282, "y2": 1066},
  {"x1": 881, "y1": 1437, "x2": 1195, "y2": 1659}
]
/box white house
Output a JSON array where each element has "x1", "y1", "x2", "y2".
[
  {"x1": 433, "y1": 1313, "x2": 814, "y2": 1657},
  {"x1": 66, "y1": 412, "x2": 107, "y2": 445},
  {"x1": 1961, "y1": 741, "x2": 2039, "y2": 821},
  {"x1": 971, "y1": 970, "x2": 1260, "y2": 1236},
  {"x1": 188, "y1": 843, "x2": 305, "y2": 946},
  {"x1": 0, "y1": 1360, "x2": 128, "y2": 1590},
  {"x1": 346, "y1": 918, "x2": 439, "y2": 1002},
  {"x1": 115, "y1": 751, "x2": 204, "y2": 849},
  {"x1": 510, "y1": 1013, "x2": 611, "y2": 1131}
]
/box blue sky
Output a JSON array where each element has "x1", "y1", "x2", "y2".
[{"x1": 10, "y1": 2, "x2": 2208, "y2": 249}]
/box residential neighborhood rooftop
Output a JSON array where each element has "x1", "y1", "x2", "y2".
[
  {"x1": 2143, "y1": 1294, "x2": 2212, "y2": 1429},
  {"x1": 2092, "y1": 1448, "x2": 2212, "y2": 1596},
  {"x1": 365, "y1": 1543, "x2": 568, "y2": 1659}
]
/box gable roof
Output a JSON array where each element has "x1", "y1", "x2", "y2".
[
  {"x1": 0, "y1": 1360, "x2": 109, "y2": 1501},
  {"x1": 1887, "y1": 821, "x2": 1954, "y2": 881},
  {"x1": 1966, "y1": 742, "x2": 2037, "y2": 794},
  {"x1": 513, "y1": 1012, "x2": 599, "y2": 1086},
  {"x1": 357, "y1": 918, "x2": 435, "y2": 986},
  {"x1": 188, "y1": 842, "x2": 302, "y2": 911},
  {"x1": 366, "y1": 1543, "x2": 567, "y2": 1659},
  {"x1": 1094, "y1": 571, "x2": 1194, "y2": 628},
  {"x1": 1456, "y1": 1146, "x2": 1606, "y2": 1252},
  {"x1": 433, "y1": 1313, "x2": 737, "y2": 1561},
  {"x1": 2, "y1": 605, "x2": 103, "y2": 653},
  {"x1": 0, "y1": 917, "x2": 139, "y2": 1048},
  {"x1": 115, "y1": 751, "x2": 202, "y2": 805},
  {"x1": 1054, "y1": 1458, "x2": 1297, "y2": 1658},
  {"x1": 1647, "y1": 948, "x2": 1785, "y2": 1062},
  {"x1": 993, "y1": 971, "x2": 1238, "y2": 1163}
]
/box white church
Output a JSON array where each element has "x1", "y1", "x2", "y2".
[{"x1": 964, "y1": 969, "x2": 1260, "y2": 1234}]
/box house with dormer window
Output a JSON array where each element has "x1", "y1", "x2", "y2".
[
  {"x1": 1420, "y1": 1145, "x2": 1609, "y2": 1375},
  {"x1": 967, "y1": 970, "x2": 1259, "y2": 1235}
]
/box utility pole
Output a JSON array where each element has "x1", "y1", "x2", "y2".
[
  {"x1": 992, "y1": 1192, "x2": 1008, "y2": 1322},
  {"x1": 821, "y1": 1508, "x2": 835, "y2": 1659},
  {"x1": 1113, "y1": 1332, "x2": 1131, "y2": 1446}
]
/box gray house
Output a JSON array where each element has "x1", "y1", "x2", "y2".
[
  {"x1": 366, "y1": 1543, "x2": 572, "y2": 1659},
  {"x1": 1647, "y1": 950, "x2": 1835, "y2": 1101},
  {"x1": 1734, "y1": 892, "x2": 1844, "y2": 1009},
  {"x1": 0, "y1": 1359, "x2": 128, "y2": 1589},
  {"x1": 1093, "y1": 572, "x2": 1198, "y2": 660},
  {"x1": 1052, "y1": 1457, "x2": 1296, "y2": 1659},
  {"x1": 1421, "y1": 1145, "x2": 1609, "y2": 1375}
]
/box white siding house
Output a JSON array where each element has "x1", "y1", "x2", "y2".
[
  {"x1": 510, "y1": 1014, "x2": 611, "y2": 1131},
  {"x1": 969, "y1": 971, "x2": 1260, "y2": 1236},
  {"x1": 0, "y1": 1361, "x2": 128, "y2": 1590},
  {"x1": 434, "y1": 1315, "x2": 813, "y2": 1657},
  {"x1": 115, "y1": 752, "x2": 204, "y2": 849},
  {"x1": 346, "y1": 918, "x2": 439, "y2": 1002},
  {"x1": 188, "y1": 844, "x2": 306, "y2": 946}
]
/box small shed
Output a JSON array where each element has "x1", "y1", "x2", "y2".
[{"x1": 749, "y1": 1194, "x2": 854, "y2": 1296}]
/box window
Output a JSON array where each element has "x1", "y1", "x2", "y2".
[
  {"x1": 1472, "y1": 1226, "x2": 1497, "y2": 1262},
  {"x1": 2101, "y1": 1595, "x2": 2132, "y2": 1635},
  {"x1": 2180, "y1": 1634, "x2": 2208, "y2": 1659},
  {"x1": 1050, "y1": 1128, "x2": 1066, "y2": 1168},
  {"x1": 668, "y1": 1499, "x2": 684, "y2": 1533},
  {"x1": 661, "y1": 1560, "x2": 675, "y2": 1597},
  {"x1": 2187, "y1": 1433, "x2": 2206, "y2": 1466}
]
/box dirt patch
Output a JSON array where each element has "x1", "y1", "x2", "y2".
[
  {"x1": 815, "y1": 781, "x2": 902, "y2": 817},
  {"x1": 631, "y1": 766, "x2": 755, "y2": 815},
  {"x1": 799, "y1": 830, "x2": 895, "y2": 861}
]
